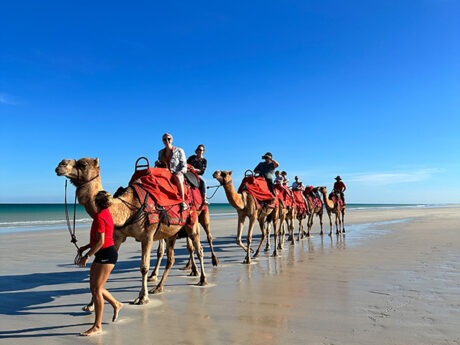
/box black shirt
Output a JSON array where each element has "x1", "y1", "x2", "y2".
[{"x1": 187, "y1": 155, "x2": 207, "y2": 176}]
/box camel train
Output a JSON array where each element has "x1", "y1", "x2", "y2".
[{"x1": 55, "y1": 158, "x2": 345, "y2": 304}]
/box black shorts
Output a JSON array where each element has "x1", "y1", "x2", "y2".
[{"x1": 94, "y1": 245, "x2": 118, "y2": 265}]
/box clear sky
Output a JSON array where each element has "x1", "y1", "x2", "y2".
[{"x1": 1, "y1": 1, "x2": 459, "y2": 204}]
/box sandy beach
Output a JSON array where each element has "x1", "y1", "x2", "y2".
[{"x1": 1, "y1": 206, "x2": 459, "y2": 345}]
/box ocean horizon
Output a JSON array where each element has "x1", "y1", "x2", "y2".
[{"x1": 0, "y1": 202, "x2": 457, "y2": 234}]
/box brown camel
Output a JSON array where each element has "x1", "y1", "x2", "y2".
[
  {"x1": 318, "y1": 186, "x2": 346, "y2": 236},
  {"x1": 304, "y1": 188, "x2": 324, "y2": 237},
  {"x1": 148, "y1": 207, "x2": 218, "y2": 282},
  {"x1": 213, "y1": 170, "x2": 279, "y2": 261},
  {"x1": 55, "y1": 158, "x2": 207, "y2": 305}
]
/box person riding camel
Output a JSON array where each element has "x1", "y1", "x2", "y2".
[
  {"x1": 254, "y1": 152, "x2": 279, "y2": 195},
  {"x1": 292, "y1": 176, "x2": 305, "y2": 191},
  {"x1": 274, "y1": 170, "x2": 283, "y2": 185},
  {"x1": 156, "y1": 133, "x2": 188, "y2": 210},
  {"x1": 187, "y1": 144, "x2": 208, "y2": 206},
  {"x1": 333, "y1": 175, "x2": 346, "y2": 204},
  {"x1": 281, "y1": 171, "x2": 289, "y2": 186}
]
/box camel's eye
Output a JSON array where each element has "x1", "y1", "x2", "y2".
[{"x1": 77, "y1": 162, "x2": 87, "y2": 169}]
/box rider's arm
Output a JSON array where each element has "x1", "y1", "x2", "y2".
[{"x1": 271, "y1": 159, "x2": 279, "y2": 168}]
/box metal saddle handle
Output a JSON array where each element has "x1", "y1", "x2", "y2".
[
  {"x1": 135, "y1": 157, "x2": 150, "y2": 171},
  {"x1": 244, "y1": 169, "x2": 254, "y2": 177}
]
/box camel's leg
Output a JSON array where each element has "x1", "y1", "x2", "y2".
[
  {"x1": 236, "y1": 213, "x2": 248, "y2": 252},
  {"x1": 244, "y1": 215, "x2": 258, "y2": 263},
  {"x1": 327, "y1": 211, "x2": 333, "y2": 236},
  {"x1": 342, "y1": 209, "x2": 346, "y2": 233},
  {"x1": 148, "y1": 239, "x2": 165, "y2": 282},
  {"x1": 134, "y1": 236, "x2": 153, "y2": 304},
  {"x1": 335, "y1": 213, "x2": 340, "y2": 235},
  {"x1": 199, "y1": 211, "x2": 219, "y2": 266},
  {"x1": 277, "y1": 218, "x2": 284, "y2": 250},
  {"x1": 253, "y1": 214, "x2": 266, "y2": 258},
  {"x1": 319, "y1": 210, "x2": 324, "y2": 236},
  {"x1": 150, "y1": 236, "x2": 176, "y2": 294},
  {"x1": 307, "y1": 214, "x2": 313, "y2": 237},
  {"x1": 272, "y1": 218, "x2": 279, "y2": 257},
  {"x1": 264, "y1": 221, "x2": 271, "y2": 252},
  {"x1": 189, "y1": 224, "x2": 207, "y2": 286},
  {"x1": 186, "y1": 236, "x2": 199, "y2": 276}
]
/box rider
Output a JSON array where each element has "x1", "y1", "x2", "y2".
[
  {"x1": 274, "y1": 170, "x2": 283, "y2": 185},
  {"x1": 281, "y1": 171, "x2": 289, "y2": 186},
  {"x1": 254, "y1": 152, "x2": 279, "y2": 195},
  {"x1": 187, "y1": 144, "x2": 208, "y2": 206},
  {"x1": 333, "y1": 175, "x2": 346, "y2": 204},
  {"x1": 292, "y1": 176, "x2": 305, "y2": 191},
  {"x1": 156, "y1": 133, "x2": 188, "y2": 210}
]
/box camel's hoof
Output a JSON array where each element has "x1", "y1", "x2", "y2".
[
  {"x1": 180, "y1": 265, "x2": 192, "y2": 271},
  {"x1": 147, "y1": 275, "x2": 158, "y2": 282},
  {"x1": 197, "y1": 279, "x2": 208, "y2": 287},
  {"x1": 271, "y1": 251, "x2": 278, "y2": 257},
  {"x1": 149, "y1": 286, "x2": 163, "y2": 294},
  {"x1": 320, "y1": 232, "x2": 324, "y2": 236},
  {"x1": 82, "y1": 304, "x2": 94, "y2": 312},
  {"x1": 343, "y1": 229, "x2": 346, "y2": 233},
  {"x1": 253, "y1": 251, "x2": 259, "y2": 258},
  {"x1": 133, "y1": 296, "x2": 150, "y2": 305},
  {"x1": 212, "y1": 256, "x2": 219, "y2": 267},
  {"x1": 189, "y1": 270, "x2": 199, "y2": 277},
  {"x1": 306, "y1": 233, "x2": 310, "y2": 238},
  {"x1": 242, "y1": 258, "x2": 251, "y2": 264}
]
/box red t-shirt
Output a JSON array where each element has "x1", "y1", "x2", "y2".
[
  {"x1": 334, "y1": 181, "x2": 346, "y2": 192},
  {"x1": 90, "y1": 208, "x2": 114, "y2": 248}
]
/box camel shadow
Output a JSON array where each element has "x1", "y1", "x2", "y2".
[{"x1": 0, "y1": 322, "x2": 96, "y2": 339}]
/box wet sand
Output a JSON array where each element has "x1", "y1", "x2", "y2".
[{"x1": 1, "y1": 207, "x2": 460, "y2": 345}]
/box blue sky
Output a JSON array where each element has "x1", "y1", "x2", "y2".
[{"x1": 1, "y1": 0, "x2": 459, "y2": 204}]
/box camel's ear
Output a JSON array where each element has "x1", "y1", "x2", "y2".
[
  {"x1": 94, "y1": 158, "x2": 99, "y2": 167},
  {"x1": 229, "y1": 171, "x2": 233, "y2": 176}
]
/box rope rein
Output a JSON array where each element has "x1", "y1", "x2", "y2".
[{"x1": 65, "y1": 179, "x2": 81, "y2": 265}]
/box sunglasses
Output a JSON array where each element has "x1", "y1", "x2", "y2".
[{"x1": 162, "y1": 137, "x2": 172, "y2": 142}]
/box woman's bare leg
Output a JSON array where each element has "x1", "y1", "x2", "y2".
[{"x1": 81, "y1": 262, "x2": 120, "y2": 336}]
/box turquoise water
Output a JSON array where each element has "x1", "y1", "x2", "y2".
[{"x1": 0, "y1": 203, "x2": 449, "y2": 234}]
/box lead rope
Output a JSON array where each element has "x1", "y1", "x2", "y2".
[
  {"x1": 65, "y1": 180, "x2": 81, "y2": 264},
  {"x1": 206, "y1": 185, "x2": 221, "y2": 200}
]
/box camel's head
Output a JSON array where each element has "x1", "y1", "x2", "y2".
[
  {"x1": 55, "y1": 158, "x2": 100, "y2": 186},
  {"x1": 213, "y1": 170, "x2": 233, "y2": 186},
  {"x1": 317, "y1": 186, "x2": 327, "y2": 194}
]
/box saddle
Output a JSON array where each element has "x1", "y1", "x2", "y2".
[
  {"x1": 275, "y1": 184, "x2": 294, "y2": 209},
  {"x1": 293, "y1": 190, "x2": 307, "y2": 216},
  {"x1": 329, "y1": 192, "x2": 344, "y2": 209},
  {"x1": 238, "y1": 175, "x2": 277, "y2": 211},
  {"x1": 123, "y1": 157, "x2": 202, "y2": 228}
]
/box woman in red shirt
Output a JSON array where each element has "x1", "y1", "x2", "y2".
[{"x1": 77, "y1": 190, "x2": 122, "y2": 336}]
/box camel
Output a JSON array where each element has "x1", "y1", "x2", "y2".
[
  {"x1": 304, "y1": 188, "x2": 324, "y2": 237},
  {"x1": 55, "y1": 158, "x2": 207, "y2": 305},
  {"x1": 213, "y1": 170, "x2": 279, "y2": 262},
  {"x1": 318, "y1": 186, "x2": 346, "y2": 236},
  {"x1": 148, "y1": 206, "x2": 218, "y2": 282}
]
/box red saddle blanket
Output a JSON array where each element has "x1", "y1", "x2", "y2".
[
  {"x1": 275, "y1": 184, "x2": 294, "y2": 208},
  {"x1": 130, "y1": 167, "x2": 184, "y2": 207},
  {"x1": 293, "y1": 190, "x2": 307, "y2": 214},
  {"x1": 307, "y1": 196, "x2": 323, "y2": 209},
  {"x1": 330, "y1": 194, "x2": 344, "y2": 209},
  {"x1": 238, "y1": 176, "x2": 275, "y2": 202},
  {"x1": 128, "y1": 168, "x2": 203, "y2": 227}
]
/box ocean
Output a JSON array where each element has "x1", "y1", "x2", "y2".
[{"x1": 0, "y1": 203, "x2": 446, "y2": 234}]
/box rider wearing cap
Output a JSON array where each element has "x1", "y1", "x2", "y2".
[
  {"x1": 333, "y1": 175, "x2": 346, "y2": 204},
  {"x1": 254, "y1": 152, "x2": 279, "y2": 194}
]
